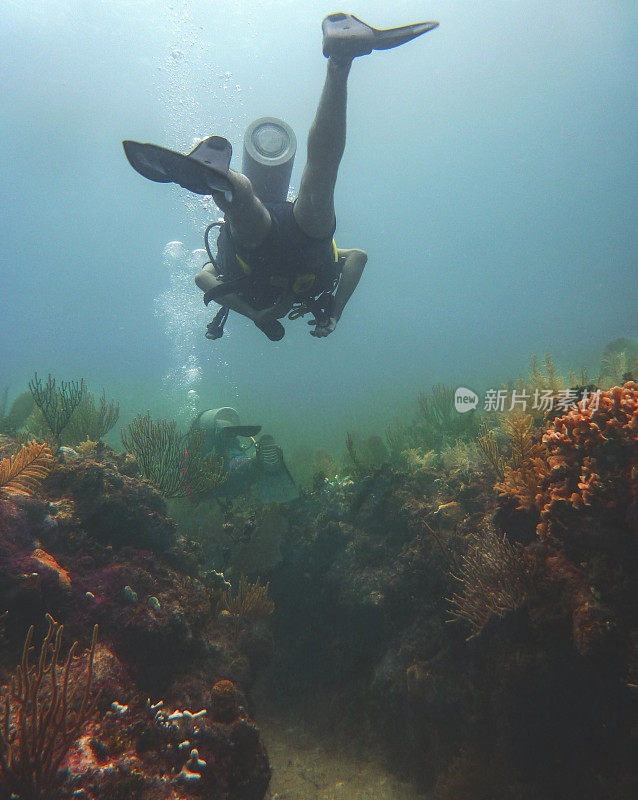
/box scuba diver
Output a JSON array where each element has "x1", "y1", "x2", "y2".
[
  {"x1": 123, "y1": 13, "x2": 439, "y2": 341},
  {"x1": 191, "y1": 407, "x2": 298, "y2": 504}
]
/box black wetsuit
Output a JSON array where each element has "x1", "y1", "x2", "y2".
[{"x1": 216, "y1": 200, "x2": 339, "y2": 309}]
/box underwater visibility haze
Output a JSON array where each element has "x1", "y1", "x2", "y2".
[
  {"x1": 1, "y1": 0, "x2": 636, "y2": 447},
  {"x1": 0, "y1": 2, "x2": 637, "y2": 799}
]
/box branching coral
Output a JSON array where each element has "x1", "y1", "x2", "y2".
[
  {"x1": 418, "y1": 383, "x2": 457, "y2": 430},
  {"x1": 386, "y1": 384, "x2": 477, "y2": 463},
  {"x1": 440, "y1": 440, "x2": 480, "y2": 479},
  {"x1": 0, "y1": 615, "x2": 99, "y2": 800},
  {"x1": 477, "y1": 414, "x2": 548, "y2": 509},
  {"x1": 221, "y1": 576, "x2": 274, "y2": 630},
  {"x1": 0, "y1": 441, "x2": 54, "y2": 497},
  {"x1": 417, "y1": 383, "x2": 477, "y2": 447},
  {"x1": 448, "y1": 527, "x2": 532, "y2": 638},
  {"x1": 61, "y1": 390, "x2": 120, "y2": 445},
  {"x1": 529, "y1": 352, "x2": 563, "y2": 394},
  {"x1": 511, "y1": 353, "x2": 566, "y2": 422},
  {"x1": 0, "y1": 435, "x2": 13, "y2": 458},
  {"x1": 28, "y1": 373, "x2": 84, "y2": 439},
  {"x1": 495, "y1": 414, "x2": 549, "y2": 510},
  {"x1": 477, "y1": 423, "x2": 507, "y2": 480},
  {"x1": 385, "y1": 422, "x2": 421, "y2": 463},
  {"x1": 345, "y1": 432, "x2": 364, "y2": 473},
  {"x1": 504, "y1": 413, "x2": 543, "y2": 469},
  {"x1": 121, "y1": 412, "x2": 224, "y2": 498},
  {"x1": 599, "y1": 338, "x2": 638, "y2": 387},
  {"x1": 403, "y1": 447, "x2": 439, "y2": 475},
  {"x1": 74, "y1": 438, "x2": 99, "y2": 458}
]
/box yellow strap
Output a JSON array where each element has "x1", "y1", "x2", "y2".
[
  {"x1": 292, "y1": 274, "x2": 316, "y2": 294},
  {"x1": 236, "y1": 254, "x2": 251, "y2": 275}
]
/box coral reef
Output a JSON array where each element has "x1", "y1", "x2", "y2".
[
  {"x1": 255, "y1": 376, "x2": 638, "y2": 799},
  {"x1": 0, "y1": 441, "x2": 54, "y2": 496},
  {"x1": 386, "y1": 383, "x2": 478, "y2": 466},
  {"x1": 28, "y1": 373, "x2": 84, "y2": 441},
  {"x1": 220, "y1": 577, "x2": 274, "y2": 642},
  {"x1": 536, "y1": 381, "x2": 638, "y2": 542},
  {"x1": 121, "y1": 412, "x2": 224, "y2": 498},
  {"x1": 0, "y1": 615, "x2": 98, "y2": 800},
  {"x1": 1, "y1": 364, "x2": 637, "y2": 799},
  {"x1": 0, "y1": 432, "x2": 272, "y2": 799},
  {"x1": 60, "y1": 390, "x2": 120, "y2": 446},
  {"x1": 448, "y1": 526, "x2": 532, "y2": 637},
  {"x1": 494, "y1": 414, "x2": 549, "y2": 510},
  {"x1": 345, "y1": 432, "x2": 389, "y2": 474},
  {"x1": 524, "y1": 352, "x2": 564, "y2": 395},
  {"x1": 599, "y1": 338, "x2": 638, "y2": 386}
]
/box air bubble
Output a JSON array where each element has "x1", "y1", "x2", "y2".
[
  {"x1": 163, "y1": 241, "x2": 187, "y2": 262},
  {"x1": 188, "y1": 249, "x2": 209, "y2": 271}
]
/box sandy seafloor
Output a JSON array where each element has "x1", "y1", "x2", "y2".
[{"x1": 258, "y1": 709, "x2": 427, "y2": 800}]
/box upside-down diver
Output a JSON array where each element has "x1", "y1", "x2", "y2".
[{"x1": 124, "y1": 13, "x2": 439, "y2": 341}]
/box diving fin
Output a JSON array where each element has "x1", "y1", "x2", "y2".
[
  {"x1": 322, "y1": 13, "x2": 438, "y2": 61},
  {"x1": 253, "y1": 436, "x2": 299, "y2": 504},
  {"x1": 122, "y1": 136, "x2": 234, "y2": 197}
]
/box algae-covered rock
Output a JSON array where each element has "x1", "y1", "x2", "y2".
[
  {"x1": 44, "y1": 449, "x2": 176, "y2": 552},
  {"x1": 0, "y1": 436, "x2": 272, "y2": 800}
]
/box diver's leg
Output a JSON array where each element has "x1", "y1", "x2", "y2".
[
  {"x1": 214, "y1": 170, "x2": 272, "y2": 249},
  {"x1": 293, "y1": 59, "x2": 351, "y2": 239}
]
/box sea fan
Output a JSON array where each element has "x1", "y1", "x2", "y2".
[{"x1": 0, "y1": 441, "x2": 54, "y2": 496}]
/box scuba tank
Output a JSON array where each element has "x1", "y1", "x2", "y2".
[
  {"x1": 242, "y1": 117, "x2": 297, "y2": 204},
  {"x1": 191, "y1": 408, "x2": 259, "y2": 460},
  {"x1": 204, "y1": 117, "x2": 298, "y2": 340}
]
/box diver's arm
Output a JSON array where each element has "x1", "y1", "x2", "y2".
[
  {"x1": 195, "y1": 266, "x2": 292, "y2": 324},
  {"x1": 195, "y1": 265, "x2": 261, "y2": 322},
  {"x1": 310, "y1": 248, "x2": 367, "y2": 337},
  {"x1": 333, "y1": 248, "x2": 367, "y2": 319}
]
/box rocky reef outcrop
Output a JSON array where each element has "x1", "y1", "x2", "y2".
[
  {"x1": 0, "y1": 442, "x2": 272, "y2": 800},
  {"x1": 263, "y1": 383, "x2": 638, "y2": 800}
]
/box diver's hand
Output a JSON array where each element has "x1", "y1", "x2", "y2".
[{"x1": 309, "y1": 316, "x2": 338, "y2": 338}]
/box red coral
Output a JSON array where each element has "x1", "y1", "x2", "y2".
[
  {"x1": 537, "y1": 382, "x2": 638, "y2": 540},
  {"x1": 30, "y1": 547, "x2": 71, "y2": 589}
]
